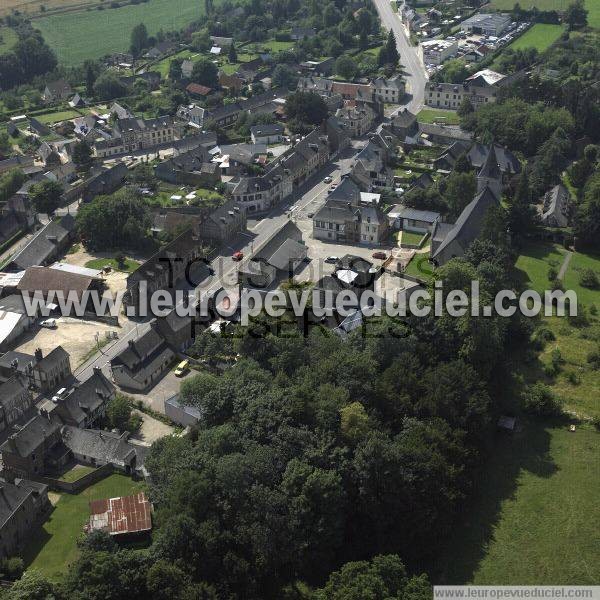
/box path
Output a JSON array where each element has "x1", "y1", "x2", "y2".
[{"x1": 557, "y1": 250, "x2": 573, "y2": 280}]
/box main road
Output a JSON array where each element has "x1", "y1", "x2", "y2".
[{"x1": 371, "y1": 0, "x2": 427, "y2": 113}]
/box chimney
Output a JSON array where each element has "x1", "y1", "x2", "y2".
[{"x1": 35, "y1": 348, "x2": 43, "y2": 362}]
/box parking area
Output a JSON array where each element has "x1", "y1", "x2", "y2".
[{"x1": 14, "y1": 317, "x2": 120, "y2": 368}]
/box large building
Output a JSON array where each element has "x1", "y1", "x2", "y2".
[
  {"x1": 425, "y1": 69, "x2": 507, "y2": 110},
  {"x1": 422, "y1": 39, "x2": 458, "y2": 65},
  {"x1": 460, "y1": 13, "x2": 511, "y2": 36}
]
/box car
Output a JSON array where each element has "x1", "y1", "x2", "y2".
[
  {"x1": 174, "y1": 360, "x2": 189, "y2": 377},
  {"x1": 232, "y1": 251, "x2": 244, "y2": 261},
  {"x1": 372, "y1": 252, "x2": 387, "y2": 260},
  {"x1": 323, "y1": 176, "x2": 332, "y2": 183},
  {"x1": 40, "y1": 318, "x2": 57, "y2": 328},
  {"x1": 329, "y1": 184, "x2": 337, "y2": 191},
  {"x1": 307, "y1": 212, "x2": 314, "y2": 218},
  {"x1": 324, "y1": 256, "x2": 339, "y2": 264}
]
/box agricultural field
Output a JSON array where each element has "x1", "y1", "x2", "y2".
[
  {"x1": 507, "y1": 23, "x2": 565, "y2": 52},
  {"x1": 0, "y1": 26, "x2": 18, "y2": 54},
  {"x1": 436, "y1": 420, "x2": 600, "y2": 584},
  {"x1": 22, "y1": 474, "x2": 146, "y2": 580},
  {"x1": 489, "y1": 0, "x2": 600, "y2": 28},
  {"x1": 34, "y1": 0, "x2": 215, "y2": 66},
  {"x1": 1, "y1": 0, "x2": 102, "y2": 17}
]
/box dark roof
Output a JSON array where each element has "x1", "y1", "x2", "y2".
[
  {"x1": 0, "y1": 414, "x2": 60, "y2": 458},
  {"x1": 10, "y1": 215, "x2": 76, "y2": 271},
  {"x1": 0, "y1": 351, "x2": 37, "y2": 376},
  {"x1": 17, "y1": 266, "x2": 95, "y2": 297},
  {"x1": 0, "y1": 375, "x2": 29, "y2": 403},
  {"x1": 61, "y1": 426, "x2": 136, "y2": 466},
  {"x1": 250, "y1": 123, "x2": 284, "y2": 137},
  {"x1": 433, "y1": 186, "x2": 499, "y2": 259},
  {"x1": 36, "y1": 346, "x2": 70, "y2": 373},
  {"x1": 478, "y1": 143, "x2": 502, "y2": 180},
  {"x1": 0, "y1": 480, "x2": 37, "y2": 528},
  {"x1": 467, "y1": 143, "x2": 520, "y2": 174}
]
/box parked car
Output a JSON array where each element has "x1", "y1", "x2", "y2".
[
  {"x1": 324, "y1": 256, "x2": 339, "y2": 264},
  {"x1": 232, "y1": 251, "x2": 244, "y2": 261},
  {"x1": 307, "y1": 212, "x2": 314, "y2": 218},
  {"x1": 323, "y1": 176, "x2": 332, "y2": 183},
  {"x1": 372, "y1": 251, "x2": 387, "y2": 260},
  {"x1": 174, "y1": 360, "x2": 189, "y2": 377},
  {"x1": 40, "y1": 319, "x2": 57, "y2": 328},
  {"x1": 329, "y1": 184, "x2": 337, "y2": 191}
]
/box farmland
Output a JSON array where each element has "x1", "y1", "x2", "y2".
[
  {"x1": 34, "y1": 0, "x2": 213, "y2": 66},
  {"x1": 488, "y1": 0, "x2": 600, "y2": 27},
  {"x1": 508, "y1": 23, "x2": 564, "y2": 52}
]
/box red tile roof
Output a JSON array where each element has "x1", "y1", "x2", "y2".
[
  {"x1": 186, "y1": 83, "x2": 213, "y2": 96},
  {"x1": 88, "y1": 492, "x2": 152, "y2": 536}
]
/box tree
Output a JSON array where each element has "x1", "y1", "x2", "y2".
[
  {"x1": 3, "y1": 570, "x2": 57, "y2": 600},
  {"x1": 0, "y1": 132, "x2": 12, "y2": 157},
  {"x1": 272, "y1": 64, "x2": 298, "y2": 89},
  {"x1": 340, "y1": 401, "x2": 370, "y2": 443},
  {"x1": 84, "y1": 61, "x2": 97, "y2": 97},
  {"x1": 444, "y1": 171, "x2": 476, "y2": 219},
  {"x1": 384, "y1": 28, "x2": 399, "y2": 66},
  {"x1": 0, "y1": 169, "x2": 24, "y2": 203},
  {"x1": 130, "y1": 23, "x2": 149, "y2": 58},
  {"x1": 29, "y1": 180, "x2": 63, "y2": 215},
  {"x1": 228, "y1": 42, "x2": 238, "y2": 63},
  {"x1": 285, "y1": 91, "x2": 328, "y2": 126},
  {"x1": 315, "y1": 555, "x2": 430, "y2": 600},
  {"x1": 72, "y1": 140, "x2": 93, "y2": 171},
  {"x1": 191, "y1": 58, "x2": 219, "y2": 88},
  {"x1": 564, "y1": 0, "x2": 588, "y2": 30},
  {"x1": 191, "y1": 30, "x2": 211, "y2": 52},
  {"x1": 335, "y1": 54, "x2": 357, "y2": 80},
  {"x1": 168, "y1": 58, "x2": 183, "y2": 80},
  {"x1": 457, "y1": 97, "x2": 474, "y2": 119},
  {"x1": 93, "y1": 71, "x2": 128, "y2": 100}
]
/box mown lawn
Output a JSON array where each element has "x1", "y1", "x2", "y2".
[
  {"x1": 417, "y1": 108, "x2": 460, "y2": 125},
  {"x1": 513, "y1": 241, "x2": 566, "y2": 294},
  {"x1": 35, "y1": 109, "x2": 82, "y2": 124},
  {"x1": 34, "y1": 0, "x2": 216, "y2": 66},
  {"x1": 508, "y1": 24, "x2": 564, "y2": 52},
  {"x1": 399, "y1": 230, "x2": 427, "y2": 247},
  {"x1": 85, "y1": 256, "x2": 140, "y2": 272},
  {"x1": 23, "y1": 474, "x2": 146, "y2": 580},
  {"x1": 404, "y1": 253, "x2": 434, "y2": 282},
  {"x1": 57, "y1": 464, "x2": 97, "y2": 483},
  {"x1": 562, "y1": 250, "x2": 600, "y2": 308},
  {"x1": 436, "y1": 420, "x2": 600, "y2": 584}
]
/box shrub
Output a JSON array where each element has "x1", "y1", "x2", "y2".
[
  {"x1": 587, "y1": 349, "x2": 600, "y2": 370},
  {"x1": 537, "y1": 327, "x2": 555, "y2": 342},
  {"x1": 579, "y1": 268, "x2": 599, "y2": 289},
  {"x1": 547, "y1": 266, "x2": 558, "y2": 281},
  {"x1": 522, "y1": 383, "x2": 563, "y2": 417},
  {"x1": 593, "y1": 417, "x2": 600, "y2": 432},
  {"x1": 566, "y1": 371, "x2": 580, "y2": 385}
]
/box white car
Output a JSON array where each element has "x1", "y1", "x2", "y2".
[
  {"x1": 40, "y1": 318, "x2": 57, "y2": 328},
  {"x1": 323, "y1": 176, "x2": 333, "y2": 184},
  {"x1": 324, "y1": 256, "x2": 339, "y2": 264}
]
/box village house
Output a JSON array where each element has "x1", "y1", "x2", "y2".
[
  {"x1": 422, "y1": 39, "x2": 458, "y2": 65},
  {"x1": 539, "y1": 184, "x2": 571, "y2": 228},
  {"x1": 250, "y1": 124, "x2": 284, "y2": 145},
  {"x1": 0, "y1": 479, "x2": 50, "y2": 559},
  {"x1": 199, "y1": 199, "x2": 247, "y2": 245},
  {"x1": 0, "y1": 294, "x2": 37, "y2": 352},
  {"x1": 31, "y1": 346, "x2": 72, "y2": 394},
  {"x1": 42, "y1": 79, "x2": 73, "y2": 103},
  {"x1": 351, "y1": 141, "x2": 394, "y2": 191},
  {"x1": 176, "y1": 104, "x2": 206, "y2": 128},
  {"x1": 335, "y1": 102, "x2": 377, "y2": 137},
  {"x1": 110, "y1": 325, "x2": 175, "y2": 392},
  {"x1": 154, "y1": 144, "x2": 220, "y2": 188},
  {"x1": 372, "y1": 75, "x2": 406, "y2": 104},
  {"x1": 0, "y1": 376, "x2": 33, "y2": 433},
  {"x1": 425, "y1": 69, "x2": 508, "y2": 110}
]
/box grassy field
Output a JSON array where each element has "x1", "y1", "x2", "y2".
[
  {"x1": 85, "y1": 256, "x2": 140, "y2": 272},
  {"x1": 508, "y1": 24, "x2": 564, "y2": 52},
  {"x1": 436, "y1": 420, "x2": 600, "y2": 584},
  {"x1": 399, "y1": 230, "x2": 427, "y2": 247},
  {"x1": 35, "y1": 109, "x2": 83, "y2": 124},
  {"x1": 417, "y1": 108, "x2": 460, "y2": 125},
  {"x1": 0, "y1": 27, "x2": 18, "y2": 54},
  {"x1": 489, "y1": 0, "x2": 600, "y2": 28},
  {"x1": 404, "y1": 253, "x2": 434, "y2": 281},
  {"x1": 34, "y1": 0, "x2": 212, "y2": 66},
  {"x1": 23, "y1": 474, "x2": 146, "y2": 580},
  {"x1": 57, "y1": 464, "x2": 97, "y2": 482},
  {"x1": 513, "y1": 242, "x2": 600, "y2": 420}
]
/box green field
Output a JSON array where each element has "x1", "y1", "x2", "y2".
[
  {"x1": 489, "y1": 0, "x2": 600, "y2": 28},
  {"x1": 508, "y1": 24, "x2": 565, "y2": 52},
  {"x1": 34, "y1": 0, "x2": 212, "y2": 66},
  {"x1": 23, "y1": 474, "x2": 146, "y2": 580},
  {"x1": 436, "y1": 420, "x2": 600, "y2": 584},
  {"x1": 513, "y1": 242, "x2": 600, "y2": 420},
  {"x1": 0, "y1": 26, "x2": 18, "y2": 55},
  {"x1": 417, "y1": 108, "x2": 460, "y2": 125},
  {"x1": 35, "y1": 109, "x2": 82, "y2": 124}
]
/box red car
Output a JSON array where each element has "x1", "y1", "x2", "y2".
[
  {"x1": 232, "y1": 251, "x2": 244, "y2": 261},
  {"x1": 372, "y1": 251, "x2": 387, "y2": 260}
]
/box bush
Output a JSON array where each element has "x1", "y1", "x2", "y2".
[
  {"x1": 587, "y1": 349, "x2": 600, "y2": 370},
  {"x1": 522, "y1": 383, "x2": 563, "y2": 417},
  {"x1": 593, "y1": 417, "x2": 600, "y2": 432},
  {"x1": 537, "y1": 327, "x2": 556, "y2": 342},
  {"x1": 579, "y1": 268, "x2": 600, "y2": 289},
  {"x1": 547, "y1": 266, "x2": 558, "y2": 281},
  {"x1": 566, "y1": 371, "x2": 580, "y2": 385},
  {"x1": 1, "y1": 556, "x2": 25, "y2": 579}
]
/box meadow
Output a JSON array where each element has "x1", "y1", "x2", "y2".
[
  {"x1": 489, "y1": 0, "x2": 600, "y2": 28},
  {"x1": 0, "y1": 26, "x2": 18, "y2": 54},
  {"x1": 34, "y1": 0, "x2": 212, "y2": 66},
  {"x1": 508, "y1": 23, "x2": 565, "y2": 52}
]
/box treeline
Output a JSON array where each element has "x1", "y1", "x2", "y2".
[{"x1": 0, "y1": 18, "x2": 56, "y2": 89}]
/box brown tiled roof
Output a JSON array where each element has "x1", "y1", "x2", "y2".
[
  {"x1": 186, "y1": 83, "x2": 213, "y2": 96},
  {"x1": 88, "y1": 492, "x2": 152, "y2": 535},
  {"x1": 17, "y1": 266, "x2": 95, "y2": 297}
]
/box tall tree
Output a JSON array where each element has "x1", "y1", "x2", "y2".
[
  {"x1": 564, "y1": 0, "x2": 588, "y2": 30},
  {"x1": 130, "y1": 23, "x2": 149, "y2": 58},
  {"x1": 190, "y1": 58, "x2": 219, "y2": 88},
  {"x1": 29, "y1": 180, "x2": 63, "y2": 215},
  {"x1": 228, "y1": 42, "x2": 238, "y2": 63},
  {"x1": 385, "y1": 28, "x2": 399, "y2": 66}
]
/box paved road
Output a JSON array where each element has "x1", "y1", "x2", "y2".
[{"x1": 371, "y1": 0, "x2": 427, "y2": 113}]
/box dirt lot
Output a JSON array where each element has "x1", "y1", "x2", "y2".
[
  {"x1": 0, "y1": 0, "x2": 101, "y2": 17},
  {"x1": 14, "y1": 317, "x2": 120, "y2": 369}
]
